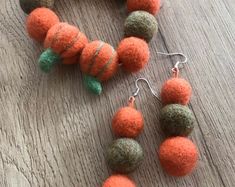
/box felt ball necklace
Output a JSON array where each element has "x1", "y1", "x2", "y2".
[{"x1": 20, "y1": 0, "x2": 161, "y2": 95}]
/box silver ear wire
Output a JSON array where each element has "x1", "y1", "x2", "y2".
[
  {"x1": 130, "y1": 78, "x2": 161, "y2": 103},
  {"x1": 157, "y1": 52, "x2": 188, "y2": 71}
]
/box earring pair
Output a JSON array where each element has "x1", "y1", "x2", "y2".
[{"x1": 102, "y1": 52, "x2": 199, "y2": 186}]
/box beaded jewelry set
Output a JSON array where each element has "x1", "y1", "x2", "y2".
[{"x1": 20, "y1": 0, "x2": 199, "y2": 186}]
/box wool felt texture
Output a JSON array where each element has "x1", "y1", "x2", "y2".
[
  {"x1": 83, "y1": 75, "x2": 102, "y2": 95},
  {"x1": 161, "y1": 77, "x2": 192, "y2": 105},
  {"x1": 44, "y1": 22, "x2": 88, "y2": 58},
  {"x1": 160, "y1": 104, "x2": 195, "y2": 136},
  {"x1": 127, "y1": 0, "x2": 161, "y2": 15},
  {"x1": 117, "y1": 37, "x2": 149, "y2": 73},
  {"x1": 107, "y1": 138, "x2": 144, "y2": 173},
  {"x1": 159, "y1": 136, "x2": 198, "y2": 177},
  {"x1": 26, "y1": 7, "x2": 59, "y2": 42},
  {"x1": 38, "y1": 48, "x2": 60, "y2": 72},
  {"x1": 80, "y1": 40, "x2": 119, "y2": 94},
  {"x1": 39, "y1": 50, "x2": 80, "y2": 72},
  {"x1": 80, "y1": 40, "x2": 119, "y2": 82},
  {"x1": 20, "y1": 0, "x2": 55, "y2": 14},
  {"x1": 112, "y1": 106, "x2": 144, "y2": 138},
  {"x1": 124, "y1": 11, "x2": 158, "y2": 42},
  {"x1": 102, "y1": 175, "x2": 136, "y2": 187},
  {"x1": 39, "y1": 22, "x2": 88, "y2": 72},
  {"x1": 62, "y1": 55, "x2": 80, "y2": 65}
]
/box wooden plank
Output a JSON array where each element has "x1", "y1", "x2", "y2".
[{"x1": 0, "y1": 0, "x2": 234, "y2": 186}]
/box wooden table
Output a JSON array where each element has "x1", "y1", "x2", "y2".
[{"x1": 0, "y1": 0, "x2": 234, "y2": 186}]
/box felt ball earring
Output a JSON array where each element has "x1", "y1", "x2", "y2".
[
  {"x1": 106, "y1": 97, "x2": 144, "y2": 174},
  {"x1": 102, "y1": 78, "x2": 160, "y2": 187},
  {"x1": 102, "y1": 52, "x2": 199, "y2": 179},
  {"x1": 156, "y1": 52, "x2": 199, "y2": 177},
  {"x1": 159, "y1": 52, "x2": 192, "y2": 106}
]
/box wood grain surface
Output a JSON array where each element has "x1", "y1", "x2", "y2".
[{"x1": 0, "y1": 0, "x2": 234, "y2": 186}]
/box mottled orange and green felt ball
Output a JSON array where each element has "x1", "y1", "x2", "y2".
[
  {"x1": 160, "y1": 104, "x2": 195, "y2": 136},
  {"x1": 112, "y1": 99, "x2": 144, "y2": 138},
  {"x1": 26, "y1": 7, "x2": 60, "y2": 42},
  {"x1": 124, "y1": 11, "x2": 158, "y2": 42},
  {"x1": 107, "y1": 138, "x2": 144, "y2": 173},
  {"x1": 38, "y1": 22, "x2": 88, "y2": 72},
  {"x1": 117, "y1": 37, "x2": 150, "y2": 73},
  {"x1": 161, "y1": 77, "x2": 192, "y2": 105},
  {"x1": 79, "y1": 40, "x2": 119, "y2": 95},
  {"x1": 158, "y1": 136, "x2": 198, "y2": 177},
  {"x1": 102, "y1": 175, "x2": 136, "y2": 187}
]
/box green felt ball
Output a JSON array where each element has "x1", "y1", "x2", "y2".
[
  {"x1": 124, "y1": 11, "x2": 158, "y2": 42},
  {"x1": 160, "y1": 104, "x2": 195, "y2": 136},
  {"x1": 106, "y1": 138, "x2": 144, "y2": 173},
  {"x1": 38, "y1": 48, "x2": 60, "y2": 73},
  {"x1": 83, "y1": 75, "x2": 102, "y2": 95},
  {"x1": 20, "y1": 0, "x2": 55, "y2": 14}
]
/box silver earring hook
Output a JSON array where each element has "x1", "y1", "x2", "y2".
[
  {"x1": 157, "y1": 52, "x2": 188, "y2": 70},
  {"x1": 130, "y1": 78, "x2": 161, "y2": 102}
]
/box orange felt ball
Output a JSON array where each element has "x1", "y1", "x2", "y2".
[
  {"x1": 80, "y1": 40, "x2": 119, "y2": 81},
  {"x1": 62, "y1": 55, "x2": 79, "y2": 65},
  {"x1": 127, "y1": 0, "x2": 161, "y2": 15},
  {"x1": 26, "y1": 8, "x2": 59, "y2": 42},
  {"x1": 102, "y1": 175, "x2": 136, "y2": 187},
  {"x1": 159, "y1": 137, "x2": 198, "y2": 177},
  {"x1": 112, "y1": 107, "x2": 144, "y2": 138},
  {"x1": 44, "y1": 22, "x2": 88, "y2": 58},
  {"x1": 161, "y1": 78, "x2": 192, "y2": 105},
  {"x1": 117, "y1": 37, "x2": 149, "y2": 73}
]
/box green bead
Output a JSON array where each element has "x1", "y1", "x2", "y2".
[
  {"x1": 38, "y1": 48, "x2": 60, "y2": 73},
  {"x1": 106, "y1": 138, "x2": 144, "y2": 173},
  {"x1": 83, "y1": 75, "x2": 102, "y2": 95},
  {"x1": 124, "y1": 11, "x2": 158, "y2": 42},
  {"x1": 160, "y1": 104, "x2": 195, "y2": 136},
  {"x1": 19, "y1": 0, "x2": 55, "y2": 14}
]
